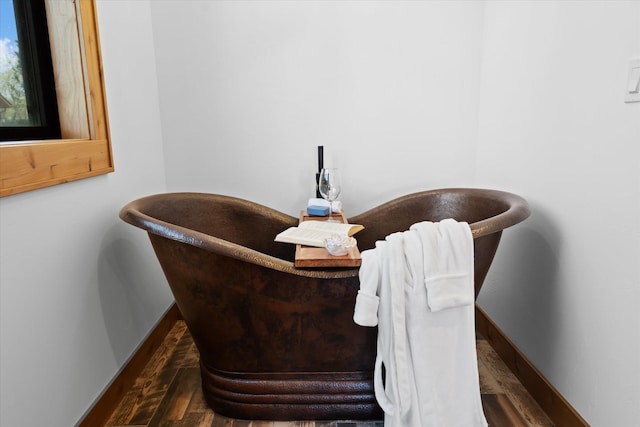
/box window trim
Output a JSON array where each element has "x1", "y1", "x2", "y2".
[{"x1": 0, "y1": 0, "x2": 113, "y2": 197}]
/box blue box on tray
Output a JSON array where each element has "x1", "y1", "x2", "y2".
[{"x1": 307, "y1": 205, "x2": 330, "y2": 216}]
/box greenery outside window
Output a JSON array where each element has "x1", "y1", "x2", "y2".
[{"x1": 0, "y1": 0, "x2": 113, "y2": 197}]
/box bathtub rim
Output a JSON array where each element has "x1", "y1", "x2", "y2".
[
  {"x1": 119, "y1": 188, "x2": 530, "y2": 279},
  {"x1": 348, "y1": 187, "x2": 531, "y2": 239},
  {"x1": 119, "y1": 192, "x2": 358, "y2": 279}
]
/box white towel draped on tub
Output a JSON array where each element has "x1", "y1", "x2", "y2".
[{"x1": 353, "y1": 218, "x2": 488, "y2": 427}]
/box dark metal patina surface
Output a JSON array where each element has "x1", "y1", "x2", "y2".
[{"x1": 119, "y1": 189, "x2": 530, "y2": 420}]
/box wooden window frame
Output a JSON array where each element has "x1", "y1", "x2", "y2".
[{"x1": 0, "y1": 0, "x2": 113, "y2": 197}]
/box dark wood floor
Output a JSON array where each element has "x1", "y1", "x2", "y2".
[{"x1": 106, "y1": 321, "x2": 553, "y2": 427}]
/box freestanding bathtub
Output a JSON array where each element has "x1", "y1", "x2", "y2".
[{"x1": 119, "y1": 188, "x2": 529, "y2": 421}]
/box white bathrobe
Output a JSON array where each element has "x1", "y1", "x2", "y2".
[{"x1": 353, "y1": 219, "x2": 488, "y2": 427}]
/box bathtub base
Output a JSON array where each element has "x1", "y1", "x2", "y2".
[{"x1": 200, "y1": 363, "x2": 383, "y2": 420}]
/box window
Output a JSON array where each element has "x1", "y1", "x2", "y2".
[
  {"x1": 0, "y1": 0, "x2": 61, "y2": 141},
  {"x1": 0, "y1": 0, "x2": 113, "y2": 197}
]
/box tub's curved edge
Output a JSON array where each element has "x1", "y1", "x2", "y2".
[
  {"x1": 467, "y1": 188, "x2": 531, "y2": 238},
  {"x1": 350, "y1": 187, "x2": 531, "y2": 238},
  {"x1": 119, "y1": 194, "x2": 360, "y2": 280}
]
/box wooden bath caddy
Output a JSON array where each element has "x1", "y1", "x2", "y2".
[{"x1": 294, "y1": 211, "x2": 362, "y2": 268}]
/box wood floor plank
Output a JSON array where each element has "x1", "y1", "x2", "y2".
[
  {"x1": 148, "y1": 367, "x2": 201, "y2": 426},
  {"x1": 478, "y1": 345, "x2": 504, "y2": 395},
  {"x1": 107, "y1": 321, "x2": 189, "y2": 425},
  {"x1": 477, "y1": 340, "x2": 553, "y2": 427},
  {"x1": 482, "y1": 394, "x2": 529, "y2": 427},
  {"x1": 129, "y1": 322, "x2": 194, "y2": 425},
  {"x1": 181, "y1": 337, "x2": 200, "y2": 368},
  {"x1": 169, "y1": 411, "x2": 215, "y2": 427},
  {"x1": 211, "y1": 415, "x2": 235, "y2": 427},
  {"x1": 132, "y1": 327, "x2": 196, "y2": 423},
  {"x1": 182, "y1": 369, "x2": 214, "y2": 416}
]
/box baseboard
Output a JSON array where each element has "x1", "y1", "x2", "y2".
[
  {"x1": 77, "y1": 303, "x2": 182, "y2": 427},
  {"x1": 475, "y1": 304, "x2": 589, "y2": 427}
]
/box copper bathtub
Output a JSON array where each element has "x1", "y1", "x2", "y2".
[{"x1": 119, "y1": 188, "x2": 530, "y2": 421}]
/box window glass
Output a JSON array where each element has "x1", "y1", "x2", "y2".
[
  {"x1": 0, "y1": 1, "x2": 24, "y2": 122},
  {"x1": 0, "y1": 0, "x2": 61, "y2": 142}
]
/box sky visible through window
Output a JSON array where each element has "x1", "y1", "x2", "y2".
[
  {"x1": 0, "y1": 0, "x2": 18, "y2": 71},
  {"x1": 0, "y1": 0, "x2": 26, "y2": 125}
]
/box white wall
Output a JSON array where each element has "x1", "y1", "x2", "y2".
[
  {"x1": 0, "y1": 1, "x2": 173, "y2": 426},
  {"x1": 475, "y1": 1, "x2": 640, "y2": 425},
  {"x1": 150, "y1": 0, "x2": 485, "y2": 215}
]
